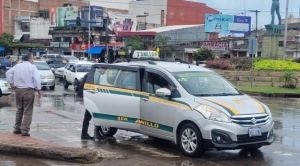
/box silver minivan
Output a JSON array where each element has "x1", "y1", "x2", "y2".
[{"x1": 84, "y1": 60, "x2": 274, "y2": 157}]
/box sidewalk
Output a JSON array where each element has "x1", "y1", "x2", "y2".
[{"x1": 0, "y1": 130, "x2": 99, "y2": 163}]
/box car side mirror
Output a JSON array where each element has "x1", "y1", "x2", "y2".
[{"x1": 155, "y1": 88, "x2": 171, "y2": 98}]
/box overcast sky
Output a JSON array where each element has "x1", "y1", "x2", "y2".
[{"x1": 196, "y1": 0, "x2": 300, "y2": 30}]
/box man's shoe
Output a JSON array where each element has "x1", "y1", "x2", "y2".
[
  {"x1": 13, "y1": 130, "x2": 21, "y2": 134},
  {"x1": 21, "y1": 133, "x2": 30, "y2": 137},
  {"x1": 81, "y1": 134, "x2": 94, "y2": 140}
]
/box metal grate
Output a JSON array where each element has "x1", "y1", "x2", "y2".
[{"x1": 231, "y1": 114, "x2": 270, "y2": 126}]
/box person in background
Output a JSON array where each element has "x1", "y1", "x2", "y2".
[
  {"x1": 77, "y1": 73, "x2": 107, "y2": 140},
  {"x1": 5, "y1": 53, "x2": 42, "y2": 137}
]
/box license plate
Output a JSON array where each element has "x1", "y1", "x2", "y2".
[{"x1": 249, "y1": 127, "x2": 262, "y2": 137}]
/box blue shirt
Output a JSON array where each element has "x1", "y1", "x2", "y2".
[{"x1": 5, "y1": 61, "x2": 41, "y2": 90}]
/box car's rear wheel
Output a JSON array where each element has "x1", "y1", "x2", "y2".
[
  {"x1": 50, "y1": 84, "x2": 55, "y2": 90},
  {"x1": 63, "y1": 77, "x2": 69, "y2": 89},
  {"x1": 74, "y1": 79, "x2": 79, "y2": 92},
  {"x1": 178, "y1": 123, "x2": 205, "y2": 157},
  {"x1": 98, "y1": 126, "x2": 118, "y2": 137}
]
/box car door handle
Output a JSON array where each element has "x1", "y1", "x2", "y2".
[
  {"x1": 141, "y1": 98, "x2": 149, "y2": 101},
  {"x1": 87, "y1": 90, "x2": 98, "y2": 93}
]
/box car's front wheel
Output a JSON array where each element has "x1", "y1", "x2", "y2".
[
  {"x1": 63, "y1": 77, "x2": 69, "y2": 89},
  {"x1": 178, "y1": 123, "x2": 205, "y2": 157},
  {"x1": 50, "y1": 84, "x2": 55, "y2": 90},
  {"x1": 74, "y1": 79, "x2": 79, "y2": 92},
  {"x1": 97, "y1": 126, "x2": 118, "y2": 137}
]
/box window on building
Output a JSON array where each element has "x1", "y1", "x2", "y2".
[{"x1": 21, "y1": 22, "x2": 30, "y2": 32}]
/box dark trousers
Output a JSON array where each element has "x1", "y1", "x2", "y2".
[
  {"x1": 15, "y1": 88, "x2": 35, "y2": 134},
  {"x1": 82, "y1": 110, "x2": 92, "y2": 135}
]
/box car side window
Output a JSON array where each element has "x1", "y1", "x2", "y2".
[
  {"x1": 115, "y1": 70, "x2": 137, "y2": 90},
  {"x1": 143, "y1": 72, "x2": 173, "y2": 94},
  {"x1": 93, "y1": 68, "x2": 119, "y2": 86}
]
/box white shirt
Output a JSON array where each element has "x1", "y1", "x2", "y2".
[{"x1": 5, "y1": 61, "x2": 41, "y2": 90}]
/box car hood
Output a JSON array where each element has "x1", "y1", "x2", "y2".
[
  {"x1": 76, "y1": 72, "x2": 87, "y2": 80},
  {"x1": 38, "y1": 70, "x2": 54, "y2": 76},
  {"x1": 195, "y1": 95, "x2": 267, "y2": 116}
]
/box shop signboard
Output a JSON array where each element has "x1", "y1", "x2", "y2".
[
  {"x1": 107, "y1": 11, "x2": 133, "y2": 35},
  {"x1": 81, "y1": 6, "x2": 104, "y2": 28},
  {"x1": 205, "y1": 14, "x2": 251, "y2": 34},
  {"x1": 51, "y1": 42, "x2": 70, "y2": 47},
  {"x1": 57, "y1": 6, "x2": 79, "y2": 27}
]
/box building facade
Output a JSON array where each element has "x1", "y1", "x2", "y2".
[{"x1": 129, "y1": 0, "x2": 219, "y2": 29}]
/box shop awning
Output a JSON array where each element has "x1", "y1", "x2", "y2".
[
  {"x1": 84, "y1": 46, "x2": 104, "y2": 54},
  {"x1": 0, "y1": 47, "x2": 4, "y2": 51},
  {"x1": 14, "y1": 34, "x2": 23, "y2": 41}
]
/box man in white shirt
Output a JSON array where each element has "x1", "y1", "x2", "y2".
[
  {"x1": 94, "y1": 67, "x2": 111, "y2": 86},
  {"x1": 5, "y1": 53, "x2": 42, "y2": 137}
]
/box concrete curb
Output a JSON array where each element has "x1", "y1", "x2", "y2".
[{"x1": 0, "y1": 131, "x2": 99, "y2": 163}]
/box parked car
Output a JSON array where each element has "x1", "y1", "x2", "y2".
[
  {"x1": 62, "y1": 55, "x2": 79, "y2": 63},
  {"x1": 63, "y1": 61, "x2": 93, "y2": 91},
  {"x1": 54, "y1": 67, "x2": 64, "y2": 79},
  {"x1": 83, "y1": 54, "x2": 274, "y2": 157},
  {"x1": 0, "y1": 78, "x2": 12, "y2": 98},
  {"x1": 33, "y1": 61, "x2": 55, "y2": 90},
  {"x1": 0, "y1": 57, "x2": 12, "y2": 74}
]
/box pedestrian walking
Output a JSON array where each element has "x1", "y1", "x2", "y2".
[
  {"x1": 5, "y1": 53, "x2": 42, "y2": 137},
  {"x1": 77, "y1": 73, "x2": 107, "y2": 140}
]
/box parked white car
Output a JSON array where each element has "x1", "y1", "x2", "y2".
[
  {"x1": 33, "y1": 61, "x2": 55, "y2": 90},
  {"x1": 63, "y1": 61, "x2": 93, "y2": 91},
  {"x1": 0, "y1": 78, "x2": 12, "y2": 97},
  {"x1": 54, "y1": 67, "x2": 65, "y2": 79}
]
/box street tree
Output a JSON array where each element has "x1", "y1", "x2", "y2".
[
  {"x1": 156, "y1": 35, "x2": 172, "y2": 59},
  {"x1": 128, "y1": 36, "x2": 144, "y2": 51},
  {"x1": 192, "y1": 47, "x2": 215, "y2": 61}
]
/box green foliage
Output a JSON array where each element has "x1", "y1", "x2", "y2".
[
  {"x1": 0, "y1": 32, "x2": 43, "y2": 48},
  {"x1": 0, "y1": 32, "x2": 14, "y2": 47},
  {"x1": 280, "y1": 71, "x2": 298, "y2": 88},
  {"x1": 230, "y1": 57, "x2": 252, "y2": 70},
  {"x1": 254, "y1": 60, "x2": 300, "y2": 71},
  {"x1": 192, "y1": 48, "x2": 215, "y2": 61},
  {"x1": 155, "y1": 35, "x2": 172, "y2": 59},
  {"x1": 128, "y1": 36, "x2": 144, "y2": 51}
]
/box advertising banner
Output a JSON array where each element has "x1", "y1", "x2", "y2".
[
  {"x1": 81, "y1": 6, "x2": 104, "y2": 28},
  {"x1": 205, "y1": 14, "x2": 251, "y2": 34},
  {"x1": 49, "y1": 8, "x2": 56, "y2": 27},
  {"x1": 107, "y1": 11, "x2": 133, "y2": 35},
  {"x1": 57, "y1": 6, "x2": 79, "y2": 27},
  {"x1": 200, "y1": 42, "x2": 228, "y2": 51}
]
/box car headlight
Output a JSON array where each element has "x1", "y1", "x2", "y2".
[
  {"x1": 47, "y1": 74, "x2": 55, "y2": 79},
  {"x1": 195, "y1": 105, "x2": 231, "y2": 123},
  {"x1": 262, "y1": 103, "x2": 272, "y2": 120}
]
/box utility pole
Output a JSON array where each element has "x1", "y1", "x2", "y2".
[
  {"x1": 249, "y1": 10, "x2": 261, "y2": 37},
  {"x1": 88, "y1": 0, "x2": 91, "y2": 61},
  {"x1": 105, "y1": 16, "x2": 109, "y2": 63},
  {"x1": 296, "y1": 3, "x2": 300, "y2": 58},
  {"x1": 283, "y1": 0, "x2": 290, "y2": 60}
]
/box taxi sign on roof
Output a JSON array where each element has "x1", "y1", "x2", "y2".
[{"x1": 132, "y1": 50, "x2": 160, "y2": 59}]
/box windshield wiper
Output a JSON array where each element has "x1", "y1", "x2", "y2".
[{"x1": 195, "y1": 93, "x2": 241, "y2": 97}]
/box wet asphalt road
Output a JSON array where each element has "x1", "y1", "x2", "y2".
[{"x1": 1, "y1": 79, "x2": 300, "y2": 166}]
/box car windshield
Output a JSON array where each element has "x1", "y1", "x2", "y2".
[
  {"x1": 34, "y1": 62, "x2": 50, "y2": 70},
  {"x1": 77, "y1": 64, "x2": 92, "y2": 72},
  {"x1": 64, "y1": 56, "x2": 78, "y2": 61},
  {"x1": 172, "y1": 71, "x2": 242, "y2": 96}
]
